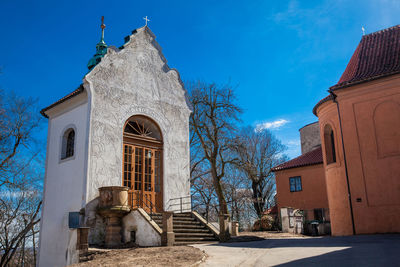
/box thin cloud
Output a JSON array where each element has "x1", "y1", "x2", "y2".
[
  {"x1": 255, "y1": 119, "x2": 289, "y2": 132},
  {"x1": 285, "y1": 139, "x2": 300, "y2": 146},
  {"x1": 281, "y1": 138, "x2": 301, "y2": 159}
]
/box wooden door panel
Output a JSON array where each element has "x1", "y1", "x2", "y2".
[
  {"x1": 123, "y1": 145, "x2": 133, "y2": 188},
  {"x1": 123, "y1": 144, "x2": 163, "y2": 213},
  {"x1": 134, "y1": 147, "x2": 143, "y2": 191}
]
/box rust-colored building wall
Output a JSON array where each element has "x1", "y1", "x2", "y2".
[
  {"x1": 275, "y1": 164, "x2": 329, "y2": 218},
  {"x1": 316, "y1": 74, "x2": 400, "y2": 236},
  {"x1": 316, "y1": 101, "x2": 354, "y2": 235}
]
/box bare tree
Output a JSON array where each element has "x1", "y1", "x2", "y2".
[
  {"x1": 0, "y1": 89, "x2": 43, "y2": 267},
  {"x1": 0, "y1": 90, "x2": 42, "y2": 188},
  {"x1": 191, "y1": 174, "x2": 217, "y2": 221},
  {"x1": 231, "y1": 126, "x2": 286, "y2": 218},
  {"x1": 189, "y1": 119, "x2": 217, "y2": 220},
  {"x1": 0, "y1": 189, "x2": 42, "y2": 267},
  {"x1": 188, "y1": 81, "x2": 242, "y2": 216},
  {"x1": 222, "y1": 166, "x2": 247, "y2": 222}
]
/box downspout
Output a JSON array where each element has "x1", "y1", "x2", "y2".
[{"x1": 329, "y1": 90, "x2": 356, "y2": 235}]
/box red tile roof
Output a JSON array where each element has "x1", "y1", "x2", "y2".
[
  {"x1": 312, "y1": 95, "x2": 333, "y2": 115},
  {"x1": 331, "y1": 24, "x2": 400, "y2": 90},
  {"x1": 313, "y1": 24, "x2": 400, "y2": 115},
  {"x1": 40, "y1": 84, "x2": 84, "y2": 118},
  {"x1": 263, "y1": 205, "x2": 278, "y2": 215},
  {"x1": 271, "y1": 146, "x2": 323, "y2": 172}
]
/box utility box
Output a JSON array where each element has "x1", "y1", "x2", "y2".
[{"x1": 69, "y1": 212, "x2": 80, "y2": 229}]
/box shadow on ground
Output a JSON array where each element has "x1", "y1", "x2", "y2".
[{"x1": 210, "y1": 234, "x2": 400, "y2": 266}]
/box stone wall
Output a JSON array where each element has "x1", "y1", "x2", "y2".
[
  {"x1": 299, "y1": 122, "x2": 321, "y2": 154},
  {"x1": 122, "y1": 209, "x2": 162, "y2": 246}
]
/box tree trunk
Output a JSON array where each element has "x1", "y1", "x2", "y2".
[
  {"x1": 252, "y1": 181, "x2": 264, "y2": 218},
  {"x1": 32, "y1": 225, "x2": 36, "y2": 267},
  {"x1": 211, "y1": 162, "x2": 229, "y2": 215},
  {"x1": 214, "y1": 177, "x2": 228, "y2": 215},
  {"x1": 235, "y1": 199, "x2": 240, "y2": 222}
]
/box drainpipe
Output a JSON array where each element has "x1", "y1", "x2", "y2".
[{"x1": 328, "y1": 90, "x2": 356, "y2": 235}]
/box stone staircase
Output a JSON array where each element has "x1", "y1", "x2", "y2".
[{"x1": 151, "y1": 212, "x2": 218, "y2": 245}]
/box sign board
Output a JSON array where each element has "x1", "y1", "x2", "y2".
[{"x1": 68, "y1": 212, "x2": 80, "y2": 229}]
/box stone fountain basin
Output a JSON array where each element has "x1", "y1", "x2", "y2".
[{"x1": 98, "y1": 186, "x2": 129, "y2": 208}]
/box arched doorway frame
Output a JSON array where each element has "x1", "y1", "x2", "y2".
[{"x1": 122, "y1": 115, "x2": 164, "y2": 213}]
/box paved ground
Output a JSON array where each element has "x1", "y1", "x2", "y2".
[{"x1": 193, "y1": 234, "x2": 400, "y2": 267}]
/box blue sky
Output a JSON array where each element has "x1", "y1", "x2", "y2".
[{"x1": 0, "y1": 0, "x2": 399, "y2": 158}]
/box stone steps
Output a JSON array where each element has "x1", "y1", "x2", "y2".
[
  {"x1": 174, "y1": 228, "x2": 210, "y2": 233},
  {"x1": 175, "y1": 232, "x2": 214, "y2": 237},
  {"x1": 151, "y1": 212, "x2": 218, "y2": 245},
  {"x1": 174, "y1": 241, "x2": 217, "y2": 246},
  {"x1": 173, "y1": 224, "x2": 206, "y2": 229},
  {"x1": 153, "y1": 219, "x2": 198, "y2": 224},
  {"x1": 174, "y1": 220, "x2": 201, "y2": 225},
  {"x1": 174, "y1": 236, "x2": 217, "y2": 242}
]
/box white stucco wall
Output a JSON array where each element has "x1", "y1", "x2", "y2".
[
  {"x1": 122, "y1": 209, "x2": 161, "y2": 246},
  {"x1": 38, "y1": 94, "x2": 90, "y2": 267},
  {"x1": 38, "y1": 26, "x2": 191, "y2": 266},
  {"x1": 84, "y1": 26, "x2": 192, "y2": 210}
]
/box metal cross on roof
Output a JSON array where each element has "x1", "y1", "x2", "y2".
[
  {"x1": 143, "y1": 16, "x2": 150, "y2": 26},
  {"x1": 101, "y1": 16, "x2": 106, "y2": 30},
  {"x1": 101, "y1": 16, "x2": 106, "y2": 41}
]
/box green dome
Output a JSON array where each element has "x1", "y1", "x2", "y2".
[{"x1": 87, "y1": 17, "x2": 108, "y2": 71}]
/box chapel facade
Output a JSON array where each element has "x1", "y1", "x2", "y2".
[{"x1": 38, "y1": 23, "x2": 194, "y2": 266}]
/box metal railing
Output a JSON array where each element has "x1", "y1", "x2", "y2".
[
  {"x1": 168, "y1": 195, "x2": 192, "y2": 213},
  {"x1": 128, "y1": 191, "x2": 156, "y2": 220},
  {"x1": 167, "y1": 195, "x2": 213, "y2": 223}
]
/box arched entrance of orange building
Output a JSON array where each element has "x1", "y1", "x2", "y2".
[{"x1": 123, "y1": 115, "x2": 163, "y2": 213}]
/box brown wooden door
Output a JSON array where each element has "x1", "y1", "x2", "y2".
[{"x1": 123, "y1": 144, "x2": 162, "y2": 213}]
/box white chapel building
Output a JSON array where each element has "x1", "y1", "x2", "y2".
[{"x1": 38, "y1": 21, "x2": 197, "y2": 266}]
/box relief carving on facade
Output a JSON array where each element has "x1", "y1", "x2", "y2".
[{"x1": 84, "y1": 27, "x2": 191, "y2": 202}]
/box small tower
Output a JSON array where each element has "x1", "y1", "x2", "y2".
[{"x1": 87, "y1": 16, "x2": 107, "y2": 70}]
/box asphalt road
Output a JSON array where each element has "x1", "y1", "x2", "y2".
[{"x1": 193, "y1": 234, "x2": 400, "y2": 267}]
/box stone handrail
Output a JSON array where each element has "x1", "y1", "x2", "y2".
[{"x1": 192, "y1": 211, "x2": 220, "y2": 238}]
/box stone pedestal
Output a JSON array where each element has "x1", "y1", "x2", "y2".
[
  {"x1": 97, "y1": 186, "x2": 130, "y2": 247},
  {"x1": 231, "y1": 221, "x2": 239, "y2": 237},
  {"x1": 162, "y1": 211, "x2": 175, "y2": 246},
  {"x1": 77, "y1": 227, "x2": 90, "y2": 252},
  {"x1": 219, "y1": 214, "x2": 231, "y2": 242}
]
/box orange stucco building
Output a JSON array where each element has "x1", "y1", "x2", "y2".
[
  {"x1": 313, "y1": 25, "x2": 400, "y2": 236},
  {"x1": 274, "y1": 24, "x2": 400, "y2": 236},
  {"x1": 273, "y1": 122, "x2": 329, "y2": 223},
  {"x1": 273, "y1": 147, "x2": 329, "y2": 221}
]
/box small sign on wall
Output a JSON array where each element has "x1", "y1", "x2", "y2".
[{"x1": 68, "y1": 212, "x2": 80, "y2": 229}]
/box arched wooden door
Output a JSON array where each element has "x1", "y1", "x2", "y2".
[{"x1": 122, "y1": 116, "x2": 163, "y2": 213}]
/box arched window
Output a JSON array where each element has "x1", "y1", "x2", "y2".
[
  {"x1": 124, "y1": 116, "x2": 162, "y2": 141},
  {"x1": 324, "y1": 124, "x2": 336, "y2": 164},
  {"x1": 61, "y1": 128, "x2": 75, "y2": 160}
]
